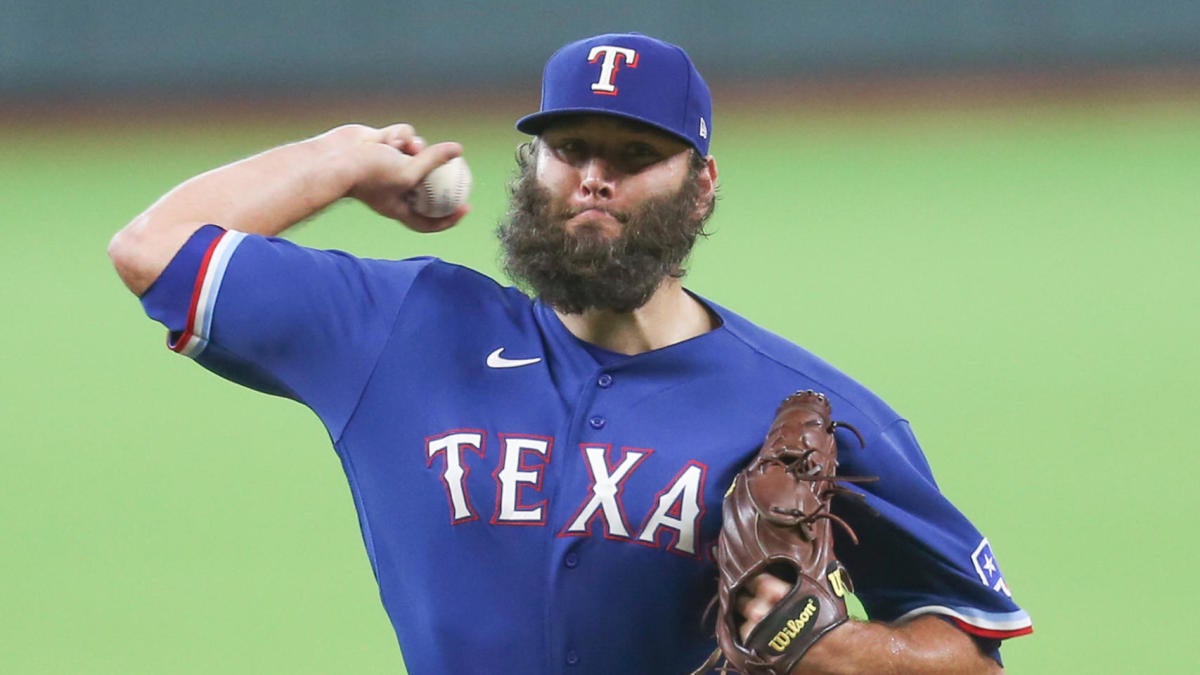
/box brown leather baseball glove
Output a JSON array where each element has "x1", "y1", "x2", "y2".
[{"x1": 694, "y1": 390, "x2": 869, "y2": 675}]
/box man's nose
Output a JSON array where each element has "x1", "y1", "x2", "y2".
[{"x1": 580, "y1": 158, "x2": 614, "y2": 198}]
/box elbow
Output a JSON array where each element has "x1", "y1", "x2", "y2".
[
  {"x1": 107, "y1": 216, "x2": 156, "y2": 296},
  {"x1": 106, "y1": 226, "x2": 131, "y2": 272}
]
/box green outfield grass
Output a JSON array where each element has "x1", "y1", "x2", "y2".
[{"x1": 2, "y1": 94, "x2": 1197, "y2": 673}]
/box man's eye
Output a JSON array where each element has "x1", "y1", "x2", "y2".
[
  {"x1": 626, "y1": 144, "x2": 659, "y2": 160},
  {"x1": 555, "y1": 141, "x2": 584, "y2": 157},
  {"x1": 621, "y1": 145, "x2": 666, "y2": 169}
]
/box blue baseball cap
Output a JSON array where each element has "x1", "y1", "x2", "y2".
[{"x1": 517, "y1": 33, "x2": 713, "y2": 155}]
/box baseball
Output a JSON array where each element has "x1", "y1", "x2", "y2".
[{"x1": 411, "y1": 157, "x2": 472, "y2": 218}]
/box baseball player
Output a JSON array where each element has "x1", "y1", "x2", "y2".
[{"x1": 110, "y1": 33, "x2": 1031, "y2": 674}]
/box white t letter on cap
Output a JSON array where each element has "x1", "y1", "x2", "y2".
[{"x1": 587, "y1": 46, "x2": 639, "y2": 95}]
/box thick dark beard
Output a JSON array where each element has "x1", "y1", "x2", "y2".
[{"x1": 497, "y1": 162, "x2": 706, "y2": 314}]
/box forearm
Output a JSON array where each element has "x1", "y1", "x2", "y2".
[
  {"x1": 794, "y1": 616, "x2": 1001, "y2": 675},
  {"x1": 108, "y1": 128, "x2": 358, "y2": 295}
]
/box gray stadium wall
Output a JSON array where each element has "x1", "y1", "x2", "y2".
[{"x1": 2, "y1": 1, "x2": 1199, "y2": 100}]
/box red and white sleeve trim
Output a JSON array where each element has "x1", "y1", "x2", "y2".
[
  {"x1": 896, "y1": 605, "x2": 1034, "y2": 640},
  {"x1": 168, "y1": 230, "x2": 247, "y2": 358}
]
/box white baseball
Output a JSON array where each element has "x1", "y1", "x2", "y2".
[{"x1": 410, "y1": 157, "x2": 472, "y2": 218}]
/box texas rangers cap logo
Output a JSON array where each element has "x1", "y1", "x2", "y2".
[{"x1": 588, "y1": 46, "x2": 638, "y2": 95}]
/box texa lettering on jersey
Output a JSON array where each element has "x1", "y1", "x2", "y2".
[{"x1": 426, "y1": 430, "x2": 708, "y2": 556}]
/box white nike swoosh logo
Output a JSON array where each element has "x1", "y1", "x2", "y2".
[{"x1": 486, "y1": 347, "x2": 542, "y2": 369}]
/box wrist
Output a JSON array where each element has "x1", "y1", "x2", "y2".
[
  {"x1": 308, "y1": 125, "x2": 372, "y2": 199},
  {"x1": 791, "y1": 620, "x2": 880, "y2": 675}
]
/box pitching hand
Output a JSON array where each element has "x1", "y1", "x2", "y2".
[{"x1": 329, "y1": 123, "x2": 469, "y2": 232}]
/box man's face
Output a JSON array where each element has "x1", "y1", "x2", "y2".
[{"x1": 497, "y1": 116, "x2": 714, "y2": 314}]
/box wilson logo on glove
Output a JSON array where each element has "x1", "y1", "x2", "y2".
[{"x1": 767, "y1": 597, "x2": 820, "y2": 652}]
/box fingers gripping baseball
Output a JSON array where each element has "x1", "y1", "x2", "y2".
[
  {"x1": 377, "y1": 123, "x2": 423, "y2": 155},
  {"x1": 340, "y1": 124, "x2": 469, "y2": 232}
]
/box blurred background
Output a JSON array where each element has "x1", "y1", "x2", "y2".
[{"x1": 3, "y1": 2, "x2": 1198, "y2": 673}]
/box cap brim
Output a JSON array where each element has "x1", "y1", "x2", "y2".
[{"x1": 516, "y1": 108, "x2": 698, "y2": 152}]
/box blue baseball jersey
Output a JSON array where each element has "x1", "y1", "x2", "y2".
[{"x1": 140, "y1": 225, "x2": 1031, "y2": 674}]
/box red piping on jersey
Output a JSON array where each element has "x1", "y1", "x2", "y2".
[
  {"x1": 952, "y1": 617, "x2": 1034, "y2": 640},
  {"x1": 171, "y1": 232, "x2": 223, "y2": 353}
]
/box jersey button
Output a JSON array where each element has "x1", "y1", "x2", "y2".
[
  {"x1": 566, "y1": 651, "x2": 580, "y2": 666},
  {"x1": 597, "y1": 373, "x2": 614, "y2": 388},
  {"x1": 588, "y1": 415, "x2": 606, "y2": 429},
  {"x1": 564, "y1": 553, "x2": 579, "y2": 568}
]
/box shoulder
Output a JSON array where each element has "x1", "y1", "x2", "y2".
[
  {"x1": 243, "y1": 243, "x2": 528, "y2": 309},
  {"x1": 703, "y1": 296, "x2": 902, "y2": 432},
  {"x1": 216, "y1": 237, "x2": 534, "y2": 325},
  {"x1": 389, "y1": 257, "x2": 535, "y2": 315}
]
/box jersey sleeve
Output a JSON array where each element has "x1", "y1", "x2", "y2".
[
  {"x1": 139, "y1": 225, "x2": 434, "y2": 439},
  {"x1": 835, "y1": 418, "x2": 1033, "y2": 645}
]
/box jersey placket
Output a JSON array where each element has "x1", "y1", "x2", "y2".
[{"x1": 543, "y1": 361, "x2": 620, "y2": 673}]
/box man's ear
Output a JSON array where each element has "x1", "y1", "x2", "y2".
[
  {"x1": 516, "y1": 140, "x2": 538, "y2": 170},
  {"x1": 694, "y1": 155, "x2": 719, "y2": 221}
]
